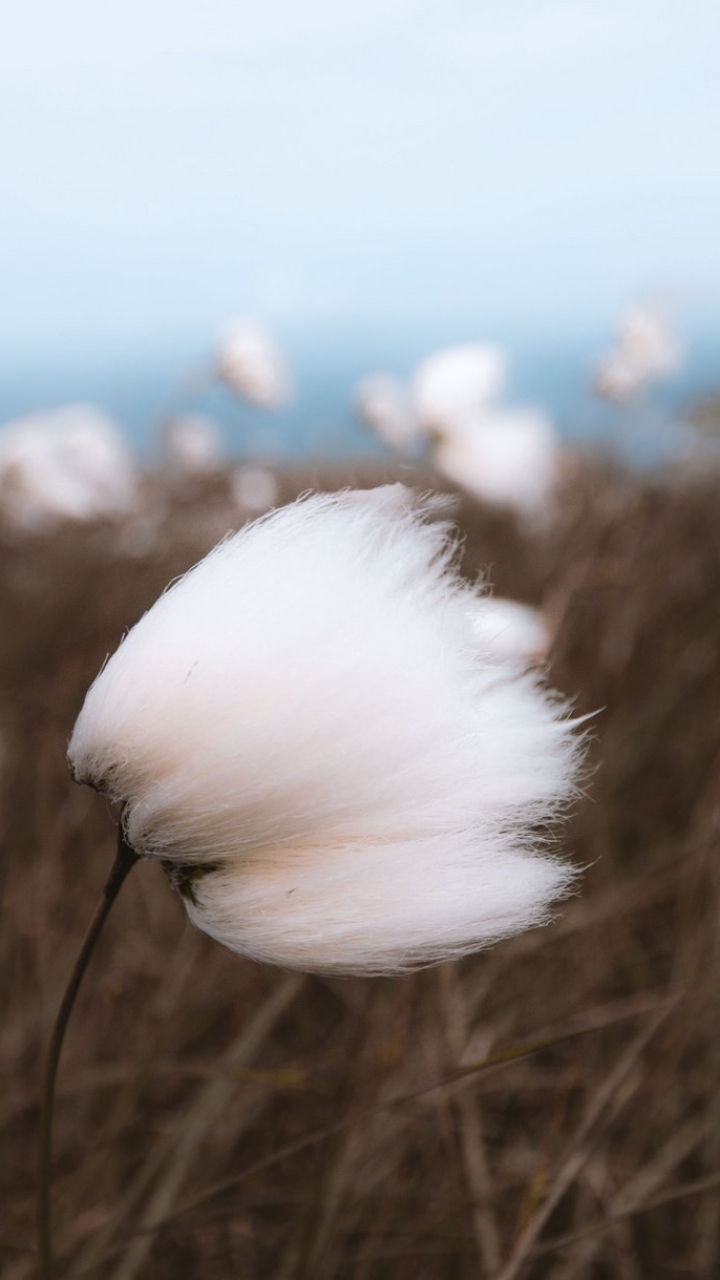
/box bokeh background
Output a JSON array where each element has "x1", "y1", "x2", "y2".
[{"x1": 2, "y1": 0, "x2": 719, "y2": 456}]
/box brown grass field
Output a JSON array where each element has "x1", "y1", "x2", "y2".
[{"x1": 2, "y1": 455, "x2": 720, "y2": 1279}]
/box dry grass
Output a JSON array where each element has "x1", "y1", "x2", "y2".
[{"x1": 2, "y1": 456, "x2": 720, "y2": 1279}]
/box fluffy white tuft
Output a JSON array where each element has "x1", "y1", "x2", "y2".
[
  {"x1": 593, "y1": 304, "x2": 682, "y2": 403},
  {"x1": 354, "y1": 375, "x2": 420, "y2": 450},
  {"x1": 216, "y1": 320, "x2": 291, "y2": 408},
  {"x1": 430, "y1": 410, "x2": 560, "y2": 515},
  {"x1": 413, "y1": 344, "x2": 506, "y2": 433},
  {"x1": 68, "y1": 490, "x2": 583, "y2": 975},
  {"x1": 0, "y1": 405, "x2": 137, "y2": 531},
  {"x1": 162, "y1": 415, "x2": 222, "y2": 476},
  {"x1": 231, "y1": 466, "x2": 279, "y2": 514}
]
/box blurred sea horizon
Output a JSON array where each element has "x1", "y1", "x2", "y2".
[{"x1": 2, "y1": 316, "x2": 719, "y2": 465}]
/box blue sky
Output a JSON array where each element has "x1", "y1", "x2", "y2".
[{"x1": 2, "y1": 0, "x2": 720, "y2": 370}]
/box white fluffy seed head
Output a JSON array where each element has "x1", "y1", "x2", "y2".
[
  {"x1": 68, "y1": 490, "x2": 583, "y2": 975},
  {"x1": 430, "y1": 409, "x2": 560, "y2": 515},
  {"x1": 592, "y1": 355, "x2": 639, "y2": 404},
  {"x1": 216, "y1": 320, "x2": 291, "y2": 408},
  {"x1": 0, "y1": 405, "x2": 137, "y2": 531},
  {"x1": 354, "y1": 375, "x2": 420, "y2": 450},
  {"x1": 162, "y1": 415, "x2": 222, "y2": 476},
  {"x1": 593, "y1": 305, "x2": 683, "y2": 402},
  {"x1": 231, "y1": 465, "x2": 279, "y2": 514},
  {"x1": 618, "y1": 306, "x2": 682, "y2": 383},
  {"x1": 413, "y1": 344, "x2": 506, "y2": 434}
]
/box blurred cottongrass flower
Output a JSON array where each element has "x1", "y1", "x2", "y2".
[
  {"x1": 354, "y1": 374, "x2": 420, "y2": 451},
  {"x1": 412, "y1": 343, "x2": 506, "y2": 434},
  {"x1": 430, "y1": 408, "x2": 561, "y2": 516},
  {"x1": 216, "y1": 319, "x2": 291, "y2": 408},
  {"x1": 231, "y1": 465, "x2": 279, "y2": 514},
  {"x1": 68, "y1": 489, "x2": 583, "y2": 976},
  {"x1": 353, "y1": 342, "x2": 561, "y2": 516},
  {"x1": 162, "y1": 414, "x2": 222, "y2": 477},
  {"x1": 593, "y1": 304, "x2": 683, "y2": 403},
  {"x1": 0, "y1": 405, "x2": 137, "y2": 531}
]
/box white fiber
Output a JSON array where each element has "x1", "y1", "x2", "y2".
[{"x1": 68, "y1": 490, "x2": 583, "y2": 975}]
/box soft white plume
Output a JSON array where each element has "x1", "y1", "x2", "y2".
[
  {"x1": 0, "y1": 405, "x2": 137, "y2": 531},
  {"x1": 231, "y1": 465, "x2": 279, "y2": 514},
  {"x1": 593, "y1": 305, "x2": 682, "y2": 402},
  {"x1": 354, "y1": 375, "x2": 420, "y2": 450},
  {"x1": 68, "y1": 491, "x2": 582, "y2": 975},
  {"x1": 413, "y1": 344, "x2": 506, "y2": 433},
  {"x1": 216, "y1": 320, "x2": 291, "y2": 408},
  {"x1": 162, "y1": 415, "x2": 222, "y2": 476},
  {"x1": 353, "y1": 345, "x2": 560, "y2": 518},
  {"x1": 430, "y1": 409, "x2": 560, "y2": 515}
]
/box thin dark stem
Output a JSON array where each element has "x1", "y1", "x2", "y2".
[{"x1": 37, "y1": 827, "x2": 140, "y2": 1280}]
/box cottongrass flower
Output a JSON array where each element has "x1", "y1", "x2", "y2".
[
  {"x1": 354, "y1": 374, "x2": 420, "y2": 451},
  {"x1": 162, "y1": 414, "x2": 222, "y2": 476},
  {"x1": 38, "y1": 488, "x2": 585, "y2": 1278},
  {"x1": 230, "y1": 464, "x2": 279, "y2": 514},
  {"x1": 68, "y1": 489, "x2": 582, "y2": 976},
  {"x1": 0, "y1": 405, "x2": 137, "y2": 531},
  {"x1": 593, "y1": 304, "x2": 682, "y2": 403},
  {"x1": 412, "y1": 343, "x2": 506, "y2": 434},
  {"x1": 216, "y1": 319, "x2": 291, "y2": 408},
  {"x1": 352, "y1": 344, "x2": 560, "y2": 517},
  {"x1": 430, "y1": 408, "x2": 560, "y2": 516}
]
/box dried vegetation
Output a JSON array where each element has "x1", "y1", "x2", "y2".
[{"x1": 2, "y1": 456, "x2": 720, "y2": 1279}]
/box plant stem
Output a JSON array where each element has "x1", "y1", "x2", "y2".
[{"x1": 37, "y1": 827, "x2": 140, "y2": 1280}]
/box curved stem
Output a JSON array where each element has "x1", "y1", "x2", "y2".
[{"x1": 37, "y1": 827, "x2": 140, "y2": 1280}]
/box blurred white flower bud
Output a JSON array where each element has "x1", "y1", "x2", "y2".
[
  {"x1": 68, "y1": 491, "x2": 582, "y2": 976},
  {"x1": 354, "y1": 375, "x2": 420, "y2": 450},
  {"x1": 593, "y1": 305, "x2": 683, "y2": 402},
  {"x1": 0, "y1": 405, "x2": 137, "y2": 531},
  {"x1": 619, "y1": 307, "x2": 681, "y2": 382},
  {"x1": 216, "y1": 320, "x2": 291, "y2": 408},
  {"x1": 430, "y1": 409, "x2": 560, "y2": 515},
  {"x1": 162, "y1": 415, "x2": 222, "y2": 477},
  {"x1": 231, "y1": 465, "x2": 279, "y2": 514},
  {"x1": 591, "y1": 355, "x2": 639, "y2": 404},
  {"x1": 413, "y1": 344, "x2": 506, "y2": 434}
]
